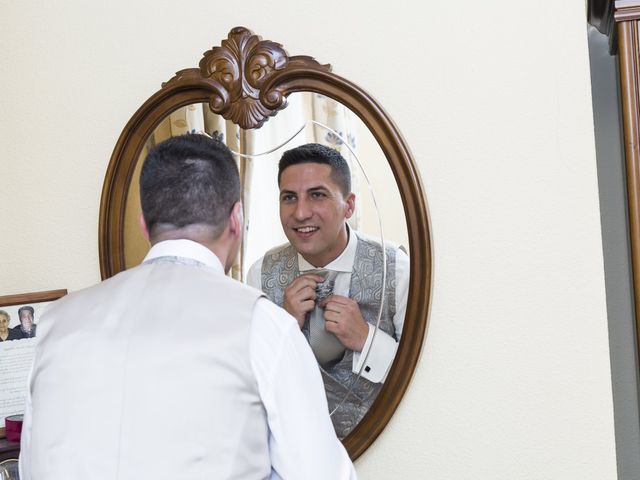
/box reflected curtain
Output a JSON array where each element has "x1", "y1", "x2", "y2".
[
  {"x1": 123, "y1": 95, "x2": 362, "y2": 279},
  {"x1": 309, "y1": 94, "x2": 361, "y2": 230}
]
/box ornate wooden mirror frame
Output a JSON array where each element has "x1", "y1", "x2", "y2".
[{"x1": 99, "y1": 26, "x2": 432, "y2": 459}]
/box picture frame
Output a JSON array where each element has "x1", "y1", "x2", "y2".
[{"x1": 0, "y1": 289, "x2": 67, "y2": 440}]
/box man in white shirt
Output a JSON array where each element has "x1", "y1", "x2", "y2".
[
  {"x1": 248, "y1": 143, "x2": 409, "y2": 438},
  {"x1": 19, "y1": 134, "x2": 356, "y2": 480}
]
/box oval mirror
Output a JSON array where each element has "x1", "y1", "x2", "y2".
[{"x1": 99, "y1": 26, "x2": 431, "y2": 459}]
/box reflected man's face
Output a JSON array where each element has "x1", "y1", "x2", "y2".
[
  {"x1": 19, "y1": 311, "x2": 34, "y2": 333},
  {"x1": 279, "y1": 162, "x2": 355, "y2": 267},
  {"x1": 0, "y1": 315, "x2": 8, "y2": 334}
]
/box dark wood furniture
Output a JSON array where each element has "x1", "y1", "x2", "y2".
[
  {"x1": 589, "y1": 1, "x2": 640, "y2": 366},
  {"x1": 0, "y1": 289, "x2": 67, "y2": 453},
  {"x1": 0, "y1": 438, "x2": 20, "y2": 463}
]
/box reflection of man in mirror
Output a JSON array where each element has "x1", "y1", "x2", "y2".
[
  {"x1": 12, "y1": 306, "x2": 36, "y2": 339},
  {"x1": 20, "y1": 135, "x2": 355, "y2": 480},
  {"x1": 248, "y1": 143, "x2": 409, "y2": 438},
  {"x1": 0, "y1": 310, "x2": 21, "y2": 342}
]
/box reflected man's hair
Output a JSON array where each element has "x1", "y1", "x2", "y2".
[
  {"x1": 18, "y1": 306, "x2": 34, "y2": 320},
  {"x1": 278, "y1": 143, "x2": 351, "y2": 195},
  {"x1": 0, "y1": 310, "x2": 9, "y2": 322},
  {"x1": 140, "y1": 134, "x2": 240, "y2": 239}
]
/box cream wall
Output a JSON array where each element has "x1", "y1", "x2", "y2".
[{"x1": 0, "y1": 1, "x2": 617, "y2": 479}]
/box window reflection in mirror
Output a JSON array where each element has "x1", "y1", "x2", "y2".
[{"x1": 122, "y1": 92, "x2": 410, "y2": 438}]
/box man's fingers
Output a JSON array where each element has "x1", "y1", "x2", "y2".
[
  {"x1": 324, "y1": 319, "x2": 339, "y2": 334},
  {"x1": 299, "y1": 299, "x2": 316, "y2": 312},
  {"x1": 323, "y1": 294, "x2": 352, "y2": 306},
  {"x1": 322, "y1": 301, "x2": 341, "y2": 314},
  {"x1": 285, "y1": 290, "x2": 316, "y2": 310},
  {"x1": 287, "y1": 282, "x2": 317, "y2": 299},
  {"x1": 297, "y1": 286, "x2": 317, "y2": 302},
  {"x1": 324, "y1": 310, "x2": 340, "y2": 324},
  {"x1": 287, "y1": 275, "x2": 321, "y2": 295},
  {"x1": 322, "y1": 296, "x2": 356, "y2": 312}
]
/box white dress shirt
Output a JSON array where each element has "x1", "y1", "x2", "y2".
[
  {"x1": 247, "y1": 230, "x2": 409, "y2": 383},
  {"x1": 20, "y1": 240, "x2": 356, "y2": 480}
]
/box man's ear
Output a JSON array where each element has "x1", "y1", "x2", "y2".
[
  {"x1": 344, "y1": 193, "x2": 356, "y2": 219},
  {"x1": 229, "y1": 202, "x2": 244, "y2": 236},
  {"x1": 139, "y1": 213, "x2": 150, "y2": 241}
]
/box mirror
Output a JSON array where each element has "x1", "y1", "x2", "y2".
[
  {"x1": 99, "y1": 26, "x2": 431, "y2": 459},
  {"x1": 121, "y1": 94, "x2": 409, "y2": 273},
  {"x1": 120, "y1": 94, "x2": 409, "y2": 439}
]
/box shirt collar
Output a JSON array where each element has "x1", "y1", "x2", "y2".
[
  {"x1": 143, "y1": 239, "x2": 224, "y2": 274},
  {"x1": 298, "y1": 226, "x2": 357, "y2": 273}
]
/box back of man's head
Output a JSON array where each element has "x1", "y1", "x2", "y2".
[
  {"x1": 278, "y1": 143, "x2": 351, "y2": 195},
  {"x1": 140, "y1": 134, "x2": 239, "y2": 240}
]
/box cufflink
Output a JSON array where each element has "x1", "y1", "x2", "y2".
[{"x1": 365, "y1": 366, "x2": 371, "y2": 373}]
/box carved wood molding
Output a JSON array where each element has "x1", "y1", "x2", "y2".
[
  {"x1": 162, "y1": 27, "x2": 331, "y2": 129},
  {"x1": 589, "y1": 1, "x2": 640, "y2": 27},
  {"x1": 617, "y1": 20, "x2": 640, "y2": 376},
  {"x1": 615, "y1": 0, "x2": 640, "y2": 22},
  {"x1": 587, "y1": 0, "x2": 640, "y2": 53},
  {"x1": 0, "y1": 290, "x2": 68, "y2": 307}
]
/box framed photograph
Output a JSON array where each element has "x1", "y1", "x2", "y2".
[{"x1": 0, "y1": 289, "x2": 67, "y2": 439}]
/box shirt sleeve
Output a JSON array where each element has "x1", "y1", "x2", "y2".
[
  {"x1": 351, "y1": 247, "x2": 410, "y2": 383},
  {"x1": 249, "y1": 298, "x2": 357, "y2": 480}
]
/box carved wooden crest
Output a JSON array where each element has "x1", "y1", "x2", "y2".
[{"x1": 197, "y1": 26, "x2": 330, "y2": 129}]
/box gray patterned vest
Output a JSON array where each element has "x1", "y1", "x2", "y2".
[{"x1": 261, "y1": 232, "x2": 397, "y2": 438}]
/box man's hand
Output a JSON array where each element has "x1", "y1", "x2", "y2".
[
  {"x1": 283, "y1": 274, "x2": 325, "y2": 328},
  {"x1": 321, "y1": 295, "x2": 369, "y2": 352}
]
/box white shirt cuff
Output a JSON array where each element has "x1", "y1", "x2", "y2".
[{"x1": 351, "y1": 323, "x2": 398, "y2": 383}]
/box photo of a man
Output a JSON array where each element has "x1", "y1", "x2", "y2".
[
  {"x1": 11, "y1": 306, "x2": 36, "y2": 339},
  {"x1": 248, "y1": 143, "x2": 409, "y2": 438}
]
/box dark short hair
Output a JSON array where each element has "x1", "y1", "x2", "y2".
[
  {"x1": 278, "y1": 143, "x2": 351, "y2": 195},
  {"x1": 140, "y1": 134, "x2": 240, "y2": 238},
  {"x1": 18, "y1": 306, "x2": 34, "y2": 320}
]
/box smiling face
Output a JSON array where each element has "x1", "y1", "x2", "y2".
[
  {"x1": 19, "y1": 310, "x2": 34, "y2": 333},
  {"x1": 279, "y1": 162, "x2": 355, "y2": 267}
]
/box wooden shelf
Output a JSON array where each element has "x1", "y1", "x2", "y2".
[{"x1": 0, "y1": 437, "x2": 20, "y2": 462}]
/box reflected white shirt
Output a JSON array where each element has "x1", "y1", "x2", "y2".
[{"x1": 247, "y1": 229, "x2": 409, "y2": 383}]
